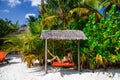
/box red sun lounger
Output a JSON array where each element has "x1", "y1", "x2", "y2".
[{"x1": 0, "y1": 51, "x2": 9, "y2": 63}]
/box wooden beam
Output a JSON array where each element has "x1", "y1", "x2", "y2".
[
  {"x1": 45, "y1": 39, "x2": 48, "y2": 73},
  {"x1": 78, "y1": 41, "x2": 80, "y2": 71}
]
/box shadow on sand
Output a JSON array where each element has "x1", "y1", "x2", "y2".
[
  {"x1": 0, "y1": 61, "x2": 20, "y2": 67},
  {"x1": 27, "y1": 64, "x2": 120, "y2": 79},
  {"x1": 0, "y1": 54, "x2": 22, "y2": 67}
]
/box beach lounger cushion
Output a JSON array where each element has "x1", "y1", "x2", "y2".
[
  {"x1": 0, "y1": 52, "x2": 6, "y2": 62},
  {"x1": 52, "y1": 61, "x2": 74, "y2": 67}
]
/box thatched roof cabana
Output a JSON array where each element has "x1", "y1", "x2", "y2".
[
  {"x1": 40, "y1": 30, "x2": 87, "y2": 73},
  {"x1": 41, "y1": 30, "x2": 87, "y2": 40}
]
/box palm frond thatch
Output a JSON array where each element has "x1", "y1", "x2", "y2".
[{"x1": 40, "y1": 30, "x2": 87, "y2": 40}]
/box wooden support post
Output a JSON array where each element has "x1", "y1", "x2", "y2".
[
  {"x1": 78, "y1": 41, "x2": 80, "y2": 71},
  {"x1": 45, "y1": 39, "x2": 48, "y2": 73}
]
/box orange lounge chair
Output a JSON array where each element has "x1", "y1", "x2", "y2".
[
  {"x1": 0, "y1": 51, "x2": 9, "y2": 63},
  {"x1": 52, "y1": 61, "x2": 74, "y2": 67}
]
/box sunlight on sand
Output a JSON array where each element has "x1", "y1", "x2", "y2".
[{"x1": 0, "y1": 54, "x2": 120, "y2": 80}]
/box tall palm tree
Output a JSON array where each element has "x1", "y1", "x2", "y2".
[
  {"x1": 42, "y1": 0, "x2": 75, "y2": 29},
  {"x1": 40, "y1": 0, "x2": 103, "y2": 29}
]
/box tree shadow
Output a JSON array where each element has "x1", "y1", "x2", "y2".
[
  {"x1": 81, "y1": 68, "x2": 120, "y2": 79},
  {"x1": 100, "y1": 68, "x2": 120, "y2": 78},
  {"x1": 0, "y1": 61, "x2": 20, "y2": 67},
  {"x1": 50, "y1": 67, "x2": 120, "y2": 78},
  {"x1": 0, "y1": 63, "x2": 8, "y2": 67},
  {"x1": 20, "y1": 63, "x2": 120, "y2": 79},
  {"x1": 59, "y1": 69, "x2": 80, "y2": 77},
  {"x1": 0, "y1": 54, "x2": 21, "y2": 67}
]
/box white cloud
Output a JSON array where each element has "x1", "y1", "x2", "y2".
[
  {"x1": 3, "y1": 9, "x2": 10, "y2": 13},
  {"x1": 25, "y1": 13, "x2": 36, "y2": 18},
  {"x1": 31, "y1": 0, "x2": 41, "y2": 6},
  {"x1": 8, "y1": 0, "x2": 21, "y2": 7},
  {"x1": 24, "y1": 0, "x2": 41, "y2": 6}
]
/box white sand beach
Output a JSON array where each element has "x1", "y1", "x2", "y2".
[{"x1": 0, "y1": 54, "x2": 120, "y2": 80}]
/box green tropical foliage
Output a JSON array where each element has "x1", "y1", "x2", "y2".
[
  {"x1": 83, "y1": 5, "x2": 120, "y2": 69},
  {"x1": 2, "y1": 30, "x2": 44, "y2": 67},
  {"x1": 2, "y1": 16, "x2": 44, "y2": 67},
  {"x1": 0, "y1": 18, "x2": 19, "y2": 50},
  {"x1": 2, "y1": 0, "x2": 120, "y2": 70},
  {"x1": 0, "y1": 18, "x2": 18, "y2": 37},
  {"x1": 40, "y1": 0, "x2": 103, "y2": 30}
]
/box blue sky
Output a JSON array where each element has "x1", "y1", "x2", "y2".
[{"x1": 0, "y1": 0, "x2": 41, "y2": 25}]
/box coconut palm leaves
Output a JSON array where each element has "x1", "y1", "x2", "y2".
[
  {"x1": 2, "y1": 31, "x2": 44, "y2": 55},
  {"x1": 2, "y1": 35, "x2": 24, "y2": 54},
  {"x1": 0, "y1": 18, "x2": 18, "y2": 38},
  {"x1": 80, "y1": 0, "x2": 101, "y2": 10},
  {"x1": 69, "y1": 8, "x2": 103, "y2": 20},
  {"x1": 40, "y1": 0, "x2": 103, "y2": 29},
  {"x1": 2, "y1": 31, "x2": 45, "y2": 67},
  {"x1": 41, "y1": 15, "x2": 58, "y2": 27},
  {"x1": 100, "y1": 0, "x2": 120, "y2": 8},
  {"x1": 41, "y1": 0, "x2": 70, "y2": 29}
]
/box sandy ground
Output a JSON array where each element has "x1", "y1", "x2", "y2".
[{"x1": 0, "y1": 54, "x2": 120, "y2": 80}]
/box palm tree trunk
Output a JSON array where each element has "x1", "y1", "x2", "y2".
[
  {"x1": 59, "y1": 7, "x2": 67, "y2": 29},
  {"x1": 41, "y1": 0, "x2": 45, "y2": 15}
]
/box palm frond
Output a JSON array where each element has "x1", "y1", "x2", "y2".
[
  {"x1": 41, "y1": 15, "x2": 58, "y2": 26},
  {"x1": 99, "y1": 0, "x2": 111, "y2": 8},
  {"x1": 69, "y1": 7, "x2": 103, "y2": 20},
  {"x1": 70, "y1": 8, "x2": 90, "y2": 16}
]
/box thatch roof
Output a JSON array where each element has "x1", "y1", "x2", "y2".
[
  {"x1": 40, "y1": 30, "x2": 87, "y2": 40},
  {"x1": 16, "y1": 26, "x2": 29, "y2": 34}
]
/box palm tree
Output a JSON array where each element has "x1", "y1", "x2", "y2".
[
  {"x1": 40, "y1": 0, "x2": 45, "y2": 15},
  {"x1": 41, "y1": 0, "x2": 73, "y2": 29},
  {"x1": 40, "y1": 0, "x2": 103, "y2": 30},
  {"x1": 0, "y1": 18, "x2": 18, "y2": 38},
  {"x1": 2, "y1": 30, "x2": 44, "y2": 67}
]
